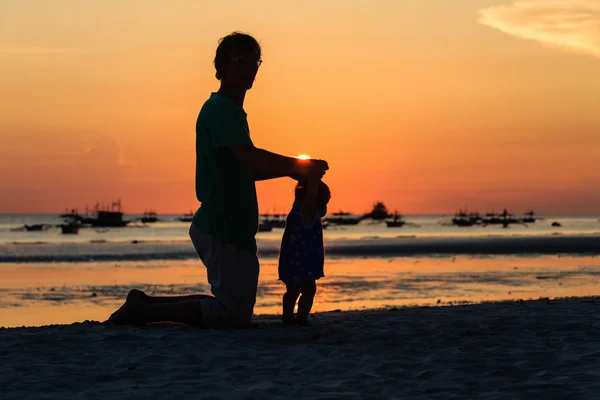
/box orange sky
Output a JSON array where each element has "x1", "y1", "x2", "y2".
[{"x1": 1, "y1": 0, "x2": 599, "y2": 215}]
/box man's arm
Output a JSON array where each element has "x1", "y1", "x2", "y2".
[
  {"x1": 204, "y1": 101, "x2": 327, "y2": 180},
  {"x1": 230, "y1": 144, "x2": 327, "y2": 181},
  {"x1": 254, "y1": 171, "x2": 291, "y2": 181},
  {"x1": 255, "y1": 172, "x2": 306, "y2": 182}
]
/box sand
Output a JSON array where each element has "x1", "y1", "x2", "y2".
[{"x1": 2, "y1": 297, "x2": 600, "y2": 399}]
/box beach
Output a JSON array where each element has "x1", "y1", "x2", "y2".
[
  {"x1": 2, "y1": 215, "x2": 600, "y2": 398},
  {"x1": 3, "y1": 297, "x2": 600, "y2": 399}
]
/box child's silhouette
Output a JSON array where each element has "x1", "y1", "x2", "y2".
[{"x1": 278, "y1": 179, "x2": 331, "y2": 326}]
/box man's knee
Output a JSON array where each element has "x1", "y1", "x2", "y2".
[{"x1": 199, "y1": 298, "x2": 234, "y2": 328}]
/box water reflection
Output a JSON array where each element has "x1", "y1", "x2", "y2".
[{"x1": 1, "y1": 256, "x2": 600, "y2": 327}]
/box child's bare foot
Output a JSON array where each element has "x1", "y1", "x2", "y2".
[
  {"x1": 281, "y1": 315, "x2": 296, "y2": 325},
  {"x1": 105, "y1": 289, "x2": 149, "y2": 325}
]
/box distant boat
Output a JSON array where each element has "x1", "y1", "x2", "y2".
[
  {"x1": 60, "y1": 221, "x2": 81, "y2": 234},
  {"x1": 24, "y1": 224, "x2": 52, "y2": 232},
  {"x1": 332, "y1": 210, "x2": 352, "y2": 216},
  {"x1": 386, "y1": 211, "x2": 405, "y2": 228},
  {"x1": 481, "y1": 209, "x2": 519, "y2": 226},
  {"x1": 258, "y1": 222, "x2": 273, "y2": 232},
  {"x1": 59, "y1": 208, "x2": 85, "y2": 222},
  {"x1": 481, "y1": 212, "x2": 504, "y2": 225},
  {"x1": 179, "y1": 211, "x2": 194, "y2": 222},
  {"x1": 141, "y1": 211, "x2": 159, "y2": 223},
  {"x1": 452, "y1": 210, "x2": 481, "y2": 227},
  {"x1": 452, "y1": 208, "x2": 534, "y2": 227},
  {"x1": 323, "y1": 209, "x2": 361, "y2": 225},
  {"x1": 270, "y1": 220, "x2": 287, "y2": 228},
  {"x1": 522, "y1": 210, "x2": 536, "y2": 223},
  {"x1": 324, "y1": 215, "x2": 361, "y2": 225},
  {"x1": 85, "y1": 200, "x2": 130, "y2": 227},
  {"x1": 364, "y1": 201, "x2": 390, "y2": 220},
  {"x1": 260, "y1": 214, "x2": 286, "y2": 228}
]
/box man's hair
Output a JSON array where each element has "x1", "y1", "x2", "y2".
[
  {"x1": 295, "y1": 181, "x2": 331, "y2": 205},
  {"x1": 214, "y1": 32, "x2": 262, "y2": 80}
]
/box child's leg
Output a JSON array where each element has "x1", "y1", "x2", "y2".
[
  {"x1": 296, "y1": 278, "x2": 317, "y2": 323},
  {"x1": 282, "y1": 282, "x2": 301, "y2": 323}
]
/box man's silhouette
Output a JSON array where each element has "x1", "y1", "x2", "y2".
[{"x1": 107, "y1": 32, "x2": 328, "y2": 328}]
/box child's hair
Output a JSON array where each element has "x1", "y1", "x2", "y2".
[{"x1": 294, "y1": 180, "x2": 331, "y2": 205}]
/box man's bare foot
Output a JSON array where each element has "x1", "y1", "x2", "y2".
[{"x1": 105, "y1": 289, "x2": 149, "y2": 325}]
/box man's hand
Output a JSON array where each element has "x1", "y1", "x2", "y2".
[
  {"x1": 293, "y1": 159, "x2": 329, "y2": 180},
  {"x1": 309, "y1": 159, "x2": 329, "y2": 179}
]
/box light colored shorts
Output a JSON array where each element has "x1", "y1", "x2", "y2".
[{"x1": 189, "y1": 223, "x2": 259, "y2": 328}]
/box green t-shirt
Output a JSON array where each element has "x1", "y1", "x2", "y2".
[{"x1": 192, "y1": 92, "x2": 258, "y2": 253}]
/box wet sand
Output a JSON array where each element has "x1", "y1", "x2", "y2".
[{"x1": 2, "y1": 256, "x2": 600, "y2": 327}]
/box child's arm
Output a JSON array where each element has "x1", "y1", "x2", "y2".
[{"x1": 301, "y1": 179, "x2": 319, "y2": 227}]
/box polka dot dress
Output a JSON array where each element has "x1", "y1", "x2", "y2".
[{"x1": 278, "y1": 206, "x2": 325, "y2": 284}]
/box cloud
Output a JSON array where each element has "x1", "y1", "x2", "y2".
[
  {"x1": 0, "y1": 45, "x2": 78, "y2": 55},
  {"x1": 479, "y1": 0, "x2": 600, "y2": 59},
  {"x1": 85, "y1": 135, "x2": 137, "y2": 170}
]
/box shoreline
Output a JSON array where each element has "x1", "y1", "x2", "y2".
[
  {"x1": 2, "y1": 294, "x2": 597, "y2": 330},
  {"x1": 2, "y1": 255, "x2": 600, "y2": 328},
  {"x1": 2, "y1": 234, "x2": 600, "y2": 263}
]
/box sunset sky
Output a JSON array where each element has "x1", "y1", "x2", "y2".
[{"x1": 1, "y1": 0, "x2": 599, "y2": 215}]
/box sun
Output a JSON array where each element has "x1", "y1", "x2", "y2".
[{"x1": 296, "y1": 154, "x2": 311, "y2": 160}]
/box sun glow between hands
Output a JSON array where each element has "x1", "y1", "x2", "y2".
[{"x1": 296, "y1": 154, "x2": 311, "y2": 160}]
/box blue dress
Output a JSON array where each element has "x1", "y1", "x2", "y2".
[{"x1": 278, "y1": 206, "x2": 325, "y2": 284}]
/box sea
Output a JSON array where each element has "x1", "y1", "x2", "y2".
[{"x1": 1, "y1": 213, "x2": 600, "y2": 327}]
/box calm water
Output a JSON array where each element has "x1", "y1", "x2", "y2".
[
  {"x1": 2, "y1": 214, "x2": 599, "y2": 246},
  {"x1": 1, "y1": 213, "x2": 599, "y2": 327}
]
